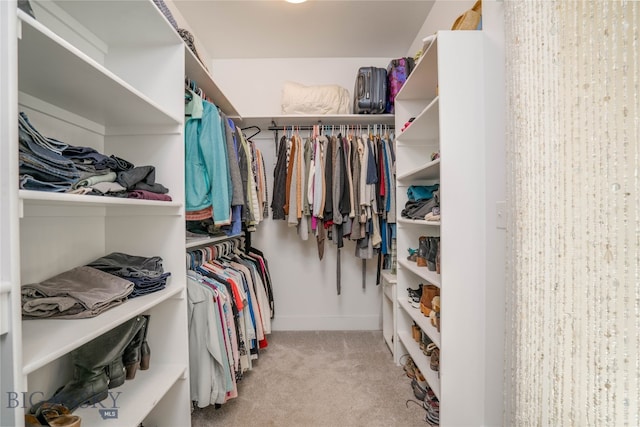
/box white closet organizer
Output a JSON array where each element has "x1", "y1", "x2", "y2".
[
  {"x1": 0, "y1": 0, "x2": 203, "y2": 425},
  {"x1": 394, "y1": 31, "x2": 488, "y2": 426}
]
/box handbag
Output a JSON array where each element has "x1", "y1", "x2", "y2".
[{"x1": 451, "y1": 0, "x2": 482, "y2": 31}]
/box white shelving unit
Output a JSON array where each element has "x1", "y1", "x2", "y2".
[
  {"x1": 394, "y1": 31, "x2": 491, "y2": 426},
  {"x1": 0, "y1": 1, "x2": 200, "y2": 425},
  {"x1": 380, "y1": 270, "x2": 397, "y2": 356}
]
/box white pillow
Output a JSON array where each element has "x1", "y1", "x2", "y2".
[{"x1": 281, "y1": 81, "x2": 351, "y2": 115}]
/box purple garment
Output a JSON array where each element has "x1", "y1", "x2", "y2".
[{"x1": 127, "y1": 190, "x2": 172, "y2": 201}]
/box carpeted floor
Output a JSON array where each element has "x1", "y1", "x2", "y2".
[{"x1": 190, "y1": 330, "x2": 429, "y2": 427}]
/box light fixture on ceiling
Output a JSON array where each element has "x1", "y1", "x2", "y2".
[{"x1": 285, "y1": 0, "x2": 307, "y2": 3}]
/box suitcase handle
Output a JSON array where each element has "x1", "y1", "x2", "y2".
[{"x1": 357, "y1": 72, "x2": 371, "y2": 100}]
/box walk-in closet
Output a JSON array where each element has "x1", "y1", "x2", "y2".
[{"x1": 3, "y1": 1, "x2": 638, "y2": 427}]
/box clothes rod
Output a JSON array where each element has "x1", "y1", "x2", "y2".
[{"x1": 267, "y1": 124, "x2": 395, "y2": 131}]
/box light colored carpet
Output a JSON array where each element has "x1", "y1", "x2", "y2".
[{"x1": 190, "y1": 330, "x2": 429, "y2": 427}]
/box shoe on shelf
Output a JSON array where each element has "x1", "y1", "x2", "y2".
[
  {"x1": 400, "y1": 354, "x2": 418, "y2": 380},
  {"x1": 416, "y1": 236, "x2": 429, "y2": 267},
  {"x1": 430, "y1": 347, "x2": 440, "y2": 372},
  {"x1": 412, "y1": 324, "x2": 421, "y2": 342},
  {"x1": 407, "y1": 287, "x2": 422, "y2": 308},
  {"x1": 427, "y1": 237, "x2": 438, "y2": 271},
  {"x1": 420, "y1": 284, "x2": 439, "y2": 317},
  {"x1": 407, "y1": 248, "x2": 418, "y2": 262}
]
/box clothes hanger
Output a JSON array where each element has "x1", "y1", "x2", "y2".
[{"x1": 241, "y1": 126, "x2": 261, "y2": 140}]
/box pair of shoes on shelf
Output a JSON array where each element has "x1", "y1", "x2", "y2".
[
  {"x1": 28, "y1": 315, "x2": 152, "y2": 417},
  {"x1": 420, "y1": 284, "x2": 440, "y2": 317},
  {"x1": 416, "y1": 237, "x2": 440, "y2": 272},
  {"x1": 407, "y1": 287, "x2": 422, "y2": 309},
  {"x1": 400, "y1": 354, "x2": 418, "y2": 380}
]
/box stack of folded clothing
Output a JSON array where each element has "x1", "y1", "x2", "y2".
[
  {"x1": 21, "y1": 266, "x2": 134, "y2": 319},
  {"x1": 18, "y1": 112, "x2": 171, "y2": 200},
  {"x1": 18, "y1": 112, "x2": 80, "y2": 192},
  {"x1": 401, "y1": 184, "x2": 440, "y2": 220},
  {"x1": 87, "y1": 252, "x2": 171, "y2": 298}
]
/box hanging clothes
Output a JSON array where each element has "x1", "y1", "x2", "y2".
[
  {"x1": 269, "y1": 125, "x2": 396, "y2": 294},
  {"x1": 187, "y1": 239, "x2": 274, "y2": 408}
]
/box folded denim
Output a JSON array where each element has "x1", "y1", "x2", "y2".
[
  {"x1": 19, "y1": 157, "x2": 78, "y2": 183},
  {"x1": 62, "y1": 144, "x2": 112, "y2": 166},
  {"x1": 95, "y1": 155, "x2": 134, "y2": 172},
  {"x1": 126, "y1": 272, "x2": 171, "y2": 287},
  {"x1": 19, "y1": 174, "x2": 71, "y2": 192},
  {"x1": 19, "y1": 112, "x2": 68, "y2": 154},
  {"x1": 19, "y1": 128, "x2": 76, "y2": 169},
  {"x1": 21, "y1": 266, "x2": 134, "y2": 319},
  {"x1": 129, "y1": 283, "x2": 167, "y2": 298},
  {"x1": 87, "y1": 252, "x2": 165, "y2": 278}
]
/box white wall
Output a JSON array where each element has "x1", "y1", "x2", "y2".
[{"x1": 210, "y1": 56, "x2": 394, "y2": 330}]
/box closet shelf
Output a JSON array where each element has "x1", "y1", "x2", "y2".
[
  {"x1": 240, "y1": 114, "x2": 395, "y2": 130},
  {"x1": 396, "y1": 97, "x2": 439, "y2": 143},
  {"x1": 398, "y1": 331, "x2": 441, "y2": 400},
  {"x1": 22, "y1": 284, "x2": 183, "y2": 375},
  {"x1": 396, "y1": 157, "x2": 440, "y2": 182},
  {"x1": 397, "y1": 217, "x2": 441, "y2": 227},
  {"x1": 45, "y1": 0, "x2": 181, "y2": 47},
  {"x1": 398, "y1": 259, "x2": 441, "y2": 288},
  {"x1": 74, "y1": 364, "x2": 186, "y2": 426},
  {"x1": 18, "y1": 11, "x2": 182, "y2": 128},
  {"x1": 19, "y1": 190, "x2": 182, "y2": 211},
  {"x1": 184, "y1": 47, "x2": 239, "y2": 117},
  {"x1": 398, "y1": 297, "x2": 441, "y2": 348},
  {"x1": 396, "y1": 36, "x2": 438, "y2": 103}
]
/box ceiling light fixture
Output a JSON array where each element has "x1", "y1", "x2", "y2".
[{"x1": 285, "y1": 0, "x2": 307, "y2": 3}]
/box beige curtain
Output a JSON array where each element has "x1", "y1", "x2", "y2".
[{"x1": 505, "y1": 1, "x2": 639, "y2": 425}]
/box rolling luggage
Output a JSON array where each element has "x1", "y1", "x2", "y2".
[
  {"x1": 385, "y1": 57, "x2": 415, "y2": 113},
  {"x1": 353, "y1": 67, "x2": 387, "y2": 114}
]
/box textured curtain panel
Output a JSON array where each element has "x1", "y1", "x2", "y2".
[{"x1": 505, "y1": 1, "x2": 639, "y2": 426}]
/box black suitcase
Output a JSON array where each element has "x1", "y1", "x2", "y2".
[{"x1": 353, "y1": 67, "x2": 387, "y2": 114}]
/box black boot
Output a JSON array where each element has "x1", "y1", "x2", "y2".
[
  {"x1": 30, "y1": 316, "x2": 146, "y2": 415},
  {"x1": 122, "y1": 315, "x2": 149, "y2": 379},
  {"x1": 140, "y1": 314, "x2": 151, "y2": 371},
  {"x1": 416, "y1": 236, "x2": 428, "y2": 267},
  {"x1": 427, "y1": 237, "x2": 438, "y2": 271}
]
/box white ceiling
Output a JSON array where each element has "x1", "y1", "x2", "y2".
[{"x1": 172, "y1": 0, "x2": 435, "y2": 59}]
